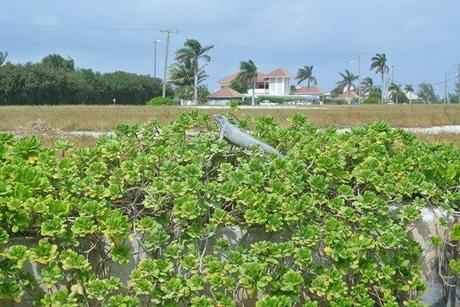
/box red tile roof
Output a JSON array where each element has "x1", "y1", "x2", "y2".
[
  {"x1": 218, "y1": 73, "x2": 239, "y2": 87},
  {"x1": 292, "y1": 86, "x2": 323, "y2": 95},
  {"x1": 337, "y1": 90, "x2": 359, "y2": 100},
  {"x1": 266, "y1": 68, "x2": 293, "y2": 78},
  {"x1": 218, "y1": 72, "x2": 269, "y2": 86},
  {"x1": 209, "y1": 87, "x2": 243, "y2": 98}
]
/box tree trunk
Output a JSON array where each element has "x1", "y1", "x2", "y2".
[
  {"x1": 252, "y1": 76, "x2": 256, "y2": 106},
  {"x1": 381, "y1": 73, "x2": 384, "y2": 104},
  {"x1": 347, "y1": 86, "x2": 351, "y2": 105},
  {"x1": 193, "y1": 66, "x2": 198, "y2": 105}
]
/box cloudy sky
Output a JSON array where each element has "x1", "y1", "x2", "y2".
[{"x1": 1, "y1": 0, "x2": 459, "y2": 94}]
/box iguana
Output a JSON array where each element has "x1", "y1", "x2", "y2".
[{"x1": 213, "y1": 114, "x2": 284, "y2": 157}]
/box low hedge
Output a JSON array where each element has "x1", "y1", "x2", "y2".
[{"x1": 146, "y1": 96, "x2": 176, "y2": 106}]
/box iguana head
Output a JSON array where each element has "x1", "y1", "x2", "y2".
[{"x1": 212, "y1": 114, "x2": 228, "y2": 127}]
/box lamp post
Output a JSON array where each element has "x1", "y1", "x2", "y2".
[{"x1": 153, "y1": 39, "x2": 161, "y2": 78}]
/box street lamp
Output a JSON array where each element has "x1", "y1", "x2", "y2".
[{"x1": 153, "y1": 39, "x2": 161, "y2": 78}]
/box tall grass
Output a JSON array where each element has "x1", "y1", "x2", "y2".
[{"x1": 0, "y1": 104, "x2": 458, "y2": 132}]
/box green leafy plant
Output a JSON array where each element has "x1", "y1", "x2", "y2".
[
  {"x1": 0, "y1": 112, "x2": 458, "y2": 306},
  {"x1": 146, "y1": 96, "x2": 176, "y2": 106}
]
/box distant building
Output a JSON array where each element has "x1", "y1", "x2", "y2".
[
  {"x1": 208, "y1": 87, "x2": 244, "y2": 105},
  {"x1": 211, "y1": 68, "x2": 294, "y2": 100}
]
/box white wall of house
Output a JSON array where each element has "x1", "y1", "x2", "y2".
[
  {"x1": 268, "y1": 77, "x2": 290, "y2": 96},
  {"x1": 247, "y1": 88, "x2": 269, "y2": 96}
]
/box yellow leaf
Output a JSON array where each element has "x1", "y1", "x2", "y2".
[
  {"x1": 27, "y1": 155, "x2": 38, "y2": 164},
  {"x1": 71, "y1": 283, "x2": 83, "y2": 294},
  {"x1": 324, "y1": 246, "x2": 333, "y2": 256}
]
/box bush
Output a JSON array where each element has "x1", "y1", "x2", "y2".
[
  {"x1": 0, "y1": 113, "x2": 458, "y2": 305},
  {"x1": 174, "y1": 85, "x2": 209, "y2": 104},
  {"x1": 332, "y1": 99, "x2": 348, "y2": 105},
  {"x1": 229, "y1": 99, "x2": 241, "y2": 108},
  {"x1": 362, "y1": 96, "x2": 380, "y2": 104},
  {"x1": 391, "y1": 91, "x2": 409, "y2": 104},
  {"x1": 146, "y1": 96, "x2": 176, "y2": 106}
]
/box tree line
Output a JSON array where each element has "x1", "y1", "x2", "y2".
[{"x1": 0, "y1": 53, "x2": 173, "y2": 105}]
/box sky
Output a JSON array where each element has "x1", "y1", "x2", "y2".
[{"x1": 1, "y1": 0, "x2": 459, "y2": 94}]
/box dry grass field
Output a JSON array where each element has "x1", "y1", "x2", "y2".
[
  {"x1": 0, "y1": 104, "x2": 459, "y2": 148},
  {"x1": 0, "y1": 104, "x2": 459, "y2": 131}
]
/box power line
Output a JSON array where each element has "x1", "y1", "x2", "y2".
[{"x1": 0, "y1": 23, "x2": 163, "y2": 32}]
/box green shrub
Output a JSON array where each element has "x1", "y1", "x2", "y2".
[
  {"x1": 362, "y1": 96, "x2": 380, "y2": 104},
  {"x1": 0, "y1": 113, "x2": 458, "y2": 305},
  {"x1": 256, "y1": 96, "x2": 300, "y2": 104},
  {"x1": 333, "y1": 99, "x2": 348, "y2": 105},
  {"x1": 146, "y1": 96, "x2": 176, "y2": 106},
  {"x1": 229, "y1": 99, "x2": 241, "y2": 108},
  {"x1": 391, "y1": 91, "x2": 409, "y2": 104}
]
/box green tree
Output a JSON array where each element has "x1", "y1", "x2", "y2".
[
  {"x1": 388, "y1": 83, "x2": 407, "y2": 104},
  {"x1": 229, "y1": 79, "x2": 248, "y2": 94},
  {"x1": 0, "y1": 54, "x2": 172, "y2": 105},
  {"x1": 175, "y1": 85, "x2": 209, "y2": 104},
  {"x1": 370, "y1": 53, "x2": 389, "y2": 103},
  {"x1": 237, "y1": 60, "x2": 258, "y2": 106},
  {"x1": 169, "y1": 58, "x2": 208, "y2": 87},
  {"x1": 295, "y1": 65, "x2": 317, "y2": 88},
  {"x1": 175, "y1": 39, "x2": 214, "y2": 105},
  {"x1": 404, "y1": 84, "x2": 414, "y2": 104},
  {"x1": 0, "y1": 51, "x2": 7, "y2": 66},
  {"x1": 334, "y1": 69, "x2": 358, "y2": 104},
  {"x1": 41, "y1": 54, "x2": 75, "y2": 71},
  {"x1": 360, "y1": 77, "x2": 374, "y2": 95},
  {"x1": 418, "y1": 82, "x2": 438, "y2": 103}
]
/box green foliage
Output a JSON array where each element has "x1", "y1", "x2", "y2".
[
  {"x1": 0, "y1": 113, "x2": 458, "y2": 305},
  {"x1": 174, "y1": 85, "x2": 210, "y2": 104},
  {"x1": 256, "y1": 96, "x2": 305, "y2": 104},
  {"x1": 0, "y1": 54, "x2": 174, "y2": 105},
  {"x1": 362, "y1": 96, "x2": 380, "y2": 104},
  {"x1": 418, "y1": 82, "x2": 439, "y2": 103},
  {"x1": 228, "y1": 99, "x2": 241, "y2": 109},
  {"x1": 230, "y1": 79, "x2": 248, "y2": 94},
  {"x1": 146, "y1": 96, "x2": 176, "y2": 106},
  {"x1": 329, "y1": 99, "x2": 348, "y2": 105}
]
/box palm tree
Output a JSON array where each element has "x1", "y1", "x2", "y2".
[
  {"x1": 175, "y1": 39, "x2": 214, "y2": 105},
  {"x1": 237, "y1": 60, "x2": 258, "y2": 105},
  {"x1": 336, "y1": 70, "x2": 358, "y2": 104},
  {"x1": 0, "y1": 51, "x2": 7, "y2": 66},
  {"x1": 370, "y1": 53, "x2": 389, "y2": 103},
  {"x1": 404, "y1": 84, "x2": 414, "y2": 104},
  {"x1": 388, "y1": 82, "x2": 401, "y2": 104},
  {"x1": 169, "y1": 58, "x2": 208, "y2": 87},
  {"x1": 296, "y1": 65, "x2": 317, "y2": 88},
  {"x1": 360, "y1": 77, "x2": 374, "y2": 95}
]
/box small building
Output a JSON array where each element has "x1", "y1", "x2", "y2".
[
  {"x1": 291, "y1": 86, "x2": 325, "y2": 104},
  {"x1": 208, "y1": 86, "x2": 243, "y2": 105}
]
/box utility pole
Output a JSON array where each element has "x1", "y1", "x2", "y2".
[
  {"x1": 160, "y1": 30, "x2": 178, "y2": 97},
  {"x1": 353, "y1": 52, "x2": 364, "y2": 103},
  {"x1": 391, "y1": 65, "x2": 394, "y2": 83},
  {"x1": 153, "y1": 39, "x2": 161, "y2": 78}
]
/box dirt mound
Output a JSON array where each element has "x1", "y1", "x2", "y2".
[{"x1": 13, "y1": 119, "x2": 62, "y2": 137}]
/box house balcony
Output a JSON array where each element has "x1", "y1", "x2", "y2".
[{"x1": 247, "y1": 88, "x2": 270, "y2": 96}]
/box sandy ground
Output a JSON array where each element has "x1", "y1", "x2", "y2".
[
  {"x1": 4, "y1": 119, "x2": 460, "y2": 138},
  {"x1": 336, "y1": 125, "x2": 460, "y2": 135}
]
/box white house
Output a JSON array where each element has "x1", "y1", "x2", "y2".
[{"x1": 211, "y1": 68, "x2": 294, "y2": 98}]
